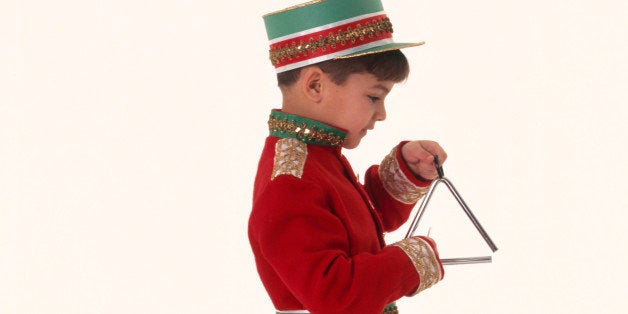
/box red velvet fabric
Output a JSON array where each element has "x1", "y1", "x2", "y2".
[{"x1": 249, "y1": 137, "x2": 427, "y2": 314}]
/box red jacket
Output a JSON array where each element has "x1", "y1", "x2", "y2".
[{"x1": 249, "y1": 110, "x2": 443, "y2": 314}]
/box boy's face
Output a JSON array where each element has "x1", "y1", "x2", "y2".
[{"x1": 319, "y1": 72, "x2": 394, "y2": 149}]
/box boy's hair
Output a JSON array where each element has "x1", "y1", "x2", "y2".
[{"x1": 277, "y1": 49, "x2": 409, "y2": 87}]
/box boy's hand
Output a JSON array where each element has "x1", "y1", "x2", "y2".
[
  {"x1": 401, "y1": 140, "x2": 447, "y2": 181},
  {"x1": 393, "y1": 235, "x2": 444, "y2": 295}
]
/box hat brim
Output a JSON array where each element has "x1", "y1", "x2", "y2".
[{"x1": 334, "y1": 41, "x2": 425, "y2": 59}]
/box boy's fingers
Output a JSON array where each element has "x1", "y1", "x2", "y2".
[{"x1": 419, "y1": 141, "x2": 447, "y2": 164}]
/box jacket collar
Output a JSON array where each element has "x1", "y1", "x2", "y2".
[{"x1": 268, "y1": 110, "x2": 347, "y2": 147}]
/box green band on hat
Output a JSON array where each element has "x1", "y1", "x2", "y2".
[{"x1": 264, "y1": 0, "x2": 384, "y2": 40}]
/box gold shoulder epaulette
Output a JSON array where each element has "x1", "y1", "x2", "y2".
[{"x1": 271, "y1": 138, "x2": 308, "y2": 180}]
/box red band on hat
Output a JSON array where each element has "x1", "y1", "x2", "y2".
[{"x1": 269, "y1": 14, "x2": 393, "y2": 70}]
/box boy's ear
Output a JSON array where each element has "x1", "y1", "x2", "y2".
[{"x1": 299, "y1": 66, "x2": 325, "y2": 103}]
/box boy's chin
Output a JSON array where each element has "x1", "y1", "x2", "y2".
[{"x1": 342, "y1": 138, "x2": 361, "y2": 149}]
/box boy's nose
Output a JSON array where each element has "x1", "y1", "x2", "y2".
[{"x1": 375, "y1": 104, "x2": 387, "y2": 121}]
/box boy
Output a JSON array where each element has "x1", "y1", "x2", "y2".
[{"x1": 249, "y1": 1, "x2": 447, "y2": 313}]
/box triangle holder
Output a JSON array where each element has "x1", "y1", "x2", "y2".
[{"x1": 404, "y1": 159, "x2": 498, "y2": 265}]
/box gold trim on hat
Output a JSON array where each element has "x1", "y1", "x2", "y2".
[
  {"x1": 263, "y1": 0, "x2": 324, "y2": 18},
  {"x1": 269, "y1": 17, "x2": 393, "y2": 66}
]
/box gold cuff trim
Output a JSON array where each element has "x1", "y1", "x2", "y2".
[
  {"x1": 378, "y1": 146, "x2": 427, "y2": 204},
  {"x1": 394, "y1": 237, "x2": 442, "y2": 295},
  {"x1": 272, "y1": 138, "x2": 308, "y2": 180}
]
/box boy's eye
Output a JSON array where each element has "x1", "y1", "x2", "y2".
[{"x1": 368, "y1": 96, "x2": 380, "y2": 103}]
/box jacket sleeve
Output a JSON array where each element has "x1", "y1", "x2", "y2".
[
  {"x1": 363, "y1": 142, "x2": 432, "y2": 232},
  {"x1": 250, "y1": 175, "x2": 422, "y2": 314}
]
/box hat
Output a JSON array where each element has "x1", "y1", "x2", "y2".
[{"x1": 263, "y1": 0, "x2": 424, "y2": 73}]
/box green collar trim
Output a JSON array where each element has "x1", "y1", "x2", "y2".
[{"x1": 268, "y1": 110, "x2": 346, "y2": 147}]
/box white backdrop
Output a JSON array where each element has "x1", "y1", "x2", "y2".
[{"x1": 2, "y1": 0, "x2": 628, "y2": 313}]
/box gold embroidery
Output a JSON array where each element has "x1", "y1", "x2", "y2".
[
  {"x1": 268, "y1": 114, "x2": 344, "y2": 147},
  {"x1": 378, "y1": 147, "x2": 428, "y2": 204},
  {"x1": 382, "y1": 304, "x2": 398, "y2": 314},
  {"x1": 394, "y1": 237, "x2": 442, "y2": 295},
  {"x1": 272, "y1": 138, "x2": 308, "y2": 180},
  {"x1": 269, "y1": 17, "x2": 394, "y2": 66}
]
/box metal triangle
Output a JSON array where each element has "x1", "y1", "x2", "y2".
[{"x1": 404, "y1": 176, "x2": 498, "y2": 265}]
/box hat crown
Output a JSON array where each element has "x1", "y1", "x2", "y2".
[{"x1": 263, "y1": 0, "x2": 384, "y2": 41}]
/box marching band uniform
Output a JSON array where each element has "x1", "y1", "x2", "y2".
[{"x1": 249, "y1": 111, "x2": 444, "y2": 314}]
